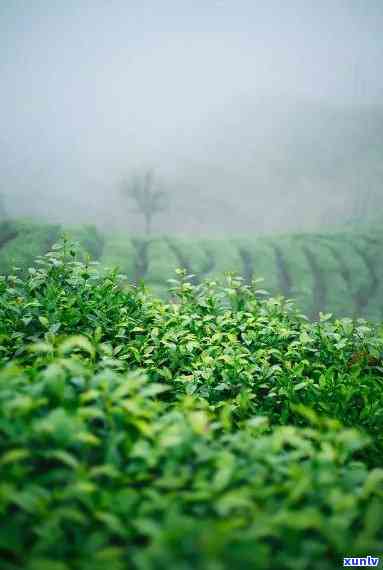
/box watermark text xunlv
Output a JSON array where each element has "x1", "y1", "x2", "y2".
[{"x1": 343, "y1": 557, "x2": 380, "y2": 567}]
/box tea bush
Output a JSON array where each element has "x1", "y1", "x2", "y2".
[{"x1": 0, "y1": 238, "x2": 382, "y2": 569}]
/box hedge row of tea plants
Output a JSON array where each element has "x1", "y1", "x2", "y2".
[
  {"x1": 0, "y1": 238, "x2": 382, "y2": 569},
  {"x1": 1, "y1": 221, "x2": 383, "y2": 320},
  {"x1": 0, "y1": 220, "x2": 61, "y2": 276},
  {"x1": 0, "y1": 220, "x2": 104, "y2": 277},
  {"x1": 90, "y1": 227, "x2": 383, "y2": 321}
]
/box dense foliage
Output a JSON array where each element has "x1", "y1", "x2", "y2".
[{"x1": 0, "y1": 238, "x2": 382, "y2": 569}]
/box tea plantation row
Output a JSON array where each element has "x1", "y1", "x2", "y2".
[
  {"x1": 0, "y1": 238, "x2": 382, "y2": 568},
  {"x1": 100, "y1": 230, "x2": 383, "y2": 322},
  {"x1": 1, "y1": 219, "x2": 383, "y2": 321},
  {"x1": 0, "y1": 220, "x2": 104, "y2": 276}
]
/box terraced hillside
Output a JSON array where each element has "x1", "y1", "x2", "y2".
[
  {"x1": 1, "y1": 220, "x2": 383, "y2": 321},
  {"x1": 100, "y1": 229, "x2": 383, "y2": 321}
]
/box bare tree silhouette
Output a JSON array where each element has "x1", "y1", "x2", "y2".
[{"x1": 121, "y1": 169, "x2": 168, "y2": 235}]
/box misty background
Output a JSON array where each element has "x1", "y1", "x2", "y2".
[{"x1": 1, "y1": 0, "x2": 382, "y2": 235}]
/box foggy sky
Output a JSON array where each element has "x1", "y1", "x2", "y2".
[{"x1": 1, "y1": 0, "x2": 383, "y2": 231}]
